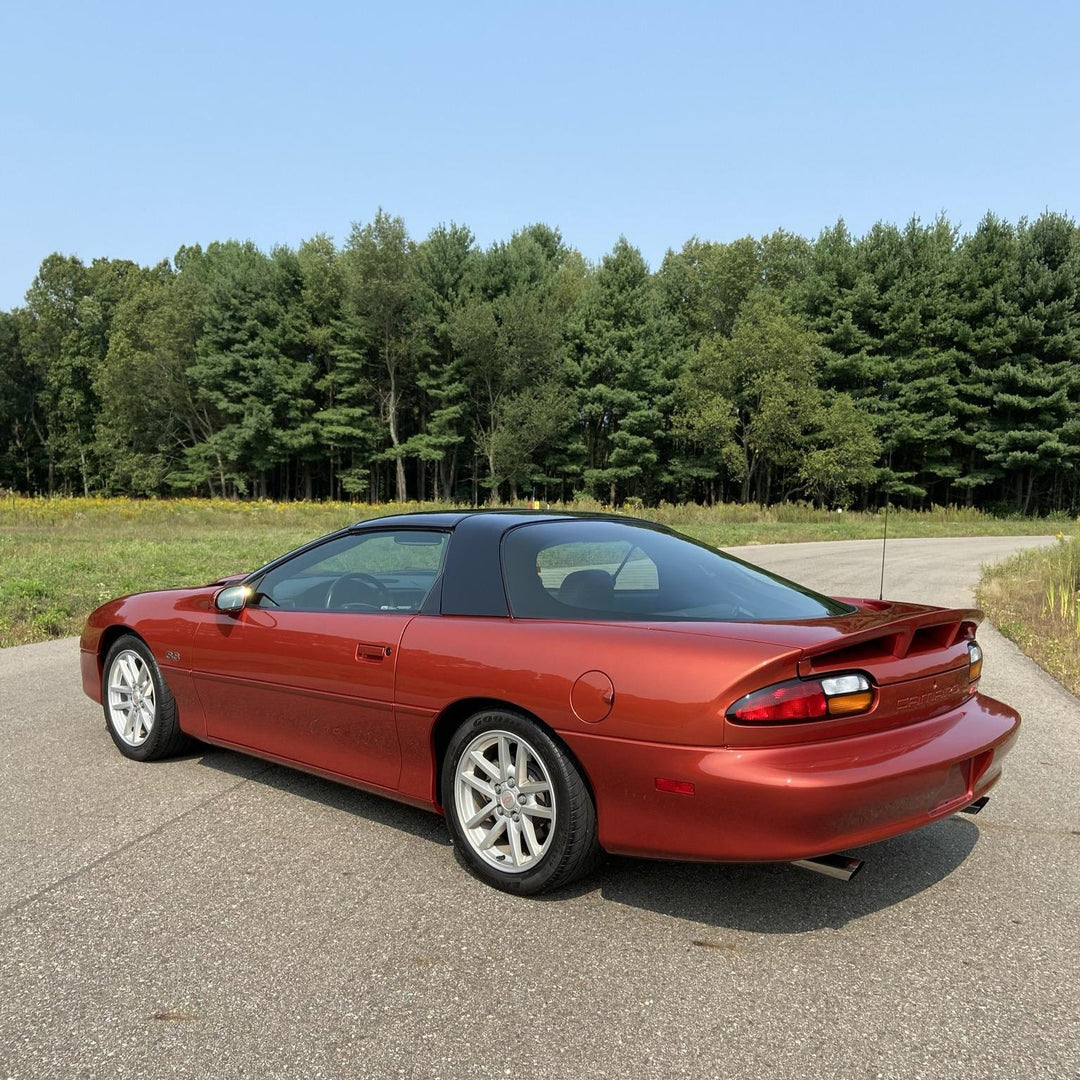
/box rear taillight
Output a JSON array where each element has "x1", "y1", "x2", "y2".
[
  {"x1": 728, "y1": 673, "x2": 875, "y2": 724},
  {"x1": 968, "y1": 642, "x2": 983, "y2": 684},
  {"x1": 821, "y1": 674, "x2": 875, "y2": 714}
]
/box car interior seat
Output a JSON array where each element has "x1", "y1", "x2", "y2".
[{"x1": 557, "y1": 569, "x2": 615, "y2": 610}]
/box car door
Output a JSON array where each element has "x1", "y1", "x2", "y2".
[{"x1": 190, "y1": 528, "x2": 448, "y2": 790}]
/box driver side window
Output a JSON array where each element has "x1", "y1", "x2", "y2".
[{"x1": 252, "y1": 530, "x2": 448, "y2": 614}]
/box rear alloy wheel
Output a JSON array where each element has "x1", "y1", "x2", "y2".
[
  {"x1": 102, "y1": 635, "x2": 191, "y2": 761},
  {"x1": 443, "y1": 709, "x2": 599, "y2": 894}
]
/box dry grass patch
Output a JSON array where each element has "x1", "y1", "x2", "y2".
[{"x1": 978, "y1": 536, "x2": 1080, "y2": 696}]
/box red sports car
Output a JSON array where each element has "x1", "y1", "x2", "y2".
[{"x1": 81, "y1": 511, "x2": 1019, "y2": 894}]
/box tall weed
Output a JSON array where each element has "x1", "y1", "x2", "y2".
[{"x1": 978, "y1": 534, "x2": 1080, "y2": 696}]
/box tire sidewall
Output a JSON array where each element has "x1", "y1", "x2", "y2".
[{"x1": 442, "y1": 708, "x2": 581, "y2": 895}]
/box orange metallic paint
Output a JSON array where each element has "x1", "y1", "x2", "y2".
[
  {"x1": 189, "y1": 607, "x2": 412, "y2": 789},
  {"x1": 80, "y1": 578, "x2": 1021, "y2": 865}
]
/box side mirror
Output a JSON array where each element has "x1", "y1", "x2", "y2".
[{"x1": 214, "y1": 584, "x2": 251, "y2": 614}]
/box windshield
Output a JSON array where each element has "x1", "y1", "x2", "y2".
[{"x1": 502, "y1": 520, "x2": 854, "y2": 622}]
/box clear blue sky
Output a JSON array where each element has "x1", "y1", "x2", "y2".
[{"x1": 1, "y1": 0, "x2": 1077, "y2": 310}]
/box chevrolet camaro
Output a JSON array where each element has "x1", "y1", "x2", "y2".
[{"x1": 80, "y1": 511, "x2": 1020, "y2": 893}]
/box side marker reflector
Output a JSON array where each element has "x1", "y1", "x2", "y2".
[{"x1": 655, "y1": 778, "x2": 695, "y2": 796}]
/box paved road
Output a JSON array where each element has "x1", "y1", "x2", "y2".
[{"x1": 1, "y1": 536, "x2": 1077, "y2": 1080}]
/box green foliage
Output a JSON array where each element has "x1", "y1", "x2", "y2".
[
  {"x1": 340, "y1": 209, "x2": 421, "y2": 501},
  {"x1": 676, "y1": 292, "x2": 822, "y2": 503},
  {"x1": 407, "y1": 222, "x2": 478, "y2": 499},
  {"x1": 572, "y1": 238, "x2": 680, "y2": 503},
  {"x1": 179, "y1": 241, "x2": 315, "y2": 497},
  {"x1": 93, "y1": 262, "x2": 200, "y2": 493},
  {"x1": 798, "y1": 393, "x2": 881, "y2": 506},
  {"x1": 453, "y1": 225, "x2": 578, "y2": 502},
  {"x1": 4, "y1": 210, "x2": 1080, "y2": 514},
  {"x1": 0, "y1": 309, "x2": 46, "y2": 490}
]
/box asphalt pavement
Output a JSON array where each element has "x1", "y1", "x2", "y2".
[{"x1": 1, "y1": 536, "x2": 1077, "y2": 1080}]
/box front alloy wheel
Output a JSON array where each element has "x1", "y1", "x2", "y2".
[
  {"x1": 443, "y1": 709, "x2": 599, "y2": 894},
  {"x1": 101, "y1": 634, "x2": 190, "y2": 761},
  {"x1": 107, "y1": 648, "x2": 157, "y2": 748}
]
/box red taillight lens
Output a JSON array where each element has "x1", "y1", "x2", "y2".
[
  {"x1": 728, "y1": 673, "x2": 875, "y2": 724},
  {"x1": 728, "y1": 680, "x2": 829, "y2": 722}
]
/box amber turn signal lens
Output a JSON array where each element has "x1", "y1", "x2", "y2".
[
  {"x1": 827, "y1": 690, "x2": 875, "y2": 716},
  {"x1": 968, "y1": 642, "x2": 983, "y2": 683}
]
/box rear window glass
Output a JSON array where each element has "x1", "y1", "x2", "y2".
[{"x1": 503, "y1": 521, "x2": 853, "y2": 622}]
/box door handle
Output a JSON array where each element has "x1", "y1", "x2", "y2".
[{"x1": 355, "y1": 643, "x2": 392, "y2": 663}]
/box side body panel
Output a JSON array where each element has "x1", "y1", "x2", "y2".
[{"x1": 189, "y1": 608, "x2": 414, "y2": 789}]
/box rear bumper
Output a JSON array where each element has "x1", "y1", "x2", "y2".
[{"x1": 561, "y1": 692, "x2": 1020, "y2": 862}]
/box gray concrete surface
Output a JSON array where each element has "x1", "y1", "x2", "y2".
[{"x1": 1, "y1": 536, "x2": 1078, "y2": 1080}]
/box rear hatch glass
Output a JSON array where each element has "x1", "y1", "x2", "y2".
[{"x1": 502, "y1": 520, "x2": 854, "y2": 622}]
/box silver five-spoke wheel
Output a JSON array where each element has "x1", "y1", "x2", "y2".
[
  {"x1": 107, "y1": 649, "x2": 157, "y2": 747},
  {"x1": 454, "y1": 729, "x2": 556, "y2": 873}
]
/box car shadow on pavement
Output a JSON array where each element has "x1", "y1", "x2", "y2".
[
  {"x1": 193, "y1": 745, "x2": 452, "y2": 847},
  {"x1": 192, "y1": 743, "x2": 980, "y2": 932},
  {"x1": 585, "y1": 816, "x2": 981, "y2": 932}
]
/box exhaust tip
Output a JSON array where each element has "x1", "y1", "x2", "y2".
[
  {"x1": 791, "y1": 853, "x2": 864, "y2": 881},
  {"x1": 959, "y1": 796, "x2": 990, "y2": 815}
]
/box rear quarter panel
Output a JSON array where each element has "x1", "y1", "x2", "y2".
[{"x1": 393, "y1": 615, "x2": 799, "y2": 802}]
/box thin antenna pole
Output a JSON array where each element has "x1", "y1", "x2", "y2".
[{"x1": 879, "y1": 498, "x2": 889, "y2": 600}]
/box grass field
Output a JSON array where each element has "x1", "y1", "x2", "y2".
[
  {"x1": 977, "y1": 536, "x2": 1080, "y2": 698},
  {"x1": 0, "y1": 495, "x2": 1069, "y2": 647}
]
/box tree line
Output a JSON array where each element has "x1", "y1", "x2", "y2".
[{"x1": 1, "y1": 209, "x2": 1078, "y2": 513}]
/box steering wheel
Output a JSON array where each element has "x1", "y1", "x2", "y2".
[{"x1": 326, "y1": 572, "x2": 392, "y2": 611}]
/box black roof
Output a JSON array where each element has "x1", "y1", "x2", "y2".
[
  {"x1": 349, "y1": 508, "x2": 668, "y2": 532},
  {"x1": 345, "y1": 510, "x2": 682, "y2": 616}
]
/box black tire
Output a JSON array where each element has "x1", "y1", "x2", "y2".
[
  {"x1": 442, "y1": 708, "x2": 600, "y2": 895},
  {"x1": 101, "y1": 634, "x2": 192, "y2": 761}
]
